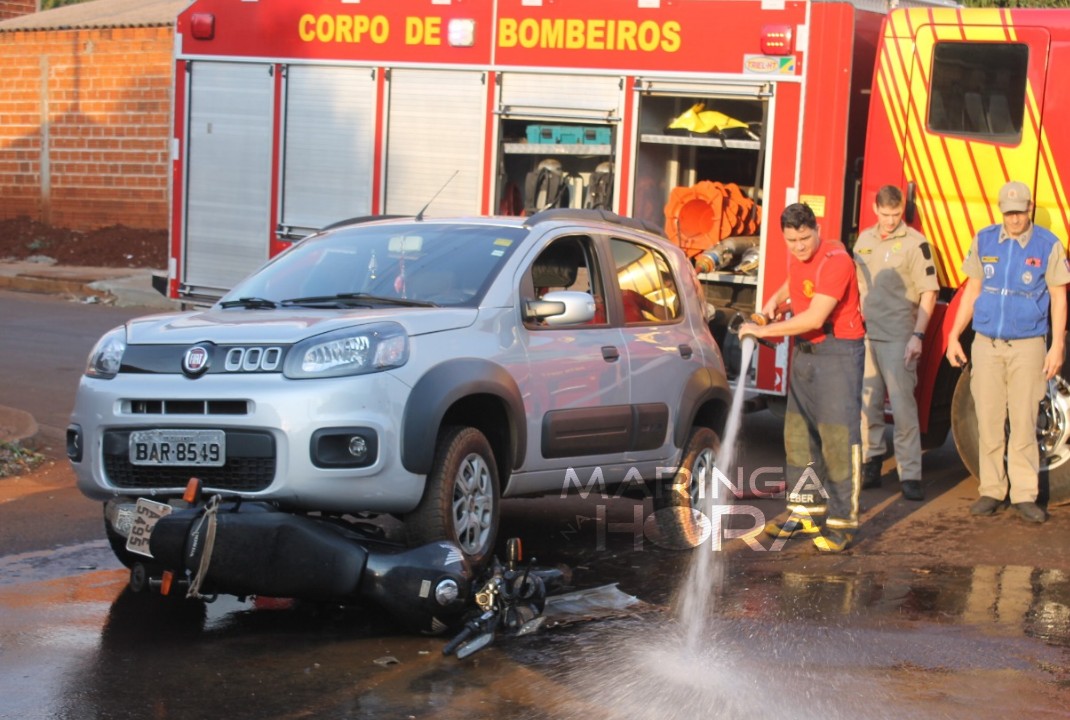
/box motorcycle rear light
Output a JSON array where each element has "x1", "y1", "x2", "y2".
[{"x1": 160, "y1": 570, "x2": 175, "y2": 596}]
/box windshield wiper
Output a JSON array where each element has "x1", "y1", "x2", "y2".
[
  {"x1": 219, "y1": 296, "x2": 278, "y2": 309},
  {"x1": 280, "y1": 293, "x2": 437, "y2": 308}
]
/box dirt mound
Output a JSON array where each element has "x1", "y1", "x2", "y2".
[{"x1": 0, "y1": 216, "x2": 168, "y2": 269}]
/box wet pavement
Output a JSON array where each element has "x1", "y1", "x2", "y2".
[{"x1": 2, "y1": 469, "x2": 1068, "y2": 720}]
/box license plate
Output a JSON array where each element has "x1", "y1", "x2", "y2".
[
  {"x1": 125, "y1": 498, "x2": 173, "y2": 558},
  {"x1": 129, "y1": 429, "x2": 226, "y2": 466}
]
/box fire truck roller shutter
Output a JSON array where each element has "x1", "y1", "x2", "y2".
[
  {"x1": 384, "y1": 69, "x2": 486, "y2": 217},
  {"x1": 184, "y1": 62, "x2": 275, "y2": 293},
  {"x1": 499, "y1": 73, "x2": 623, "y2": 120},
  {"x1": 282, "y1": 66, "x2": 376, "y2": 233}
]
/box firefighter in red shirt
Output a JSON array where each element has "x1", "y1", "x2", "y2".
[{"x1": 739, "y1": 203, "x2": 866, "y2": 552}]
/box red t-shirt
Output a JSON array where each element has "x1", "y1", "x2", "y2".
[{"x1": 788, "y1": 239, "x2": 865, "y2": 342}]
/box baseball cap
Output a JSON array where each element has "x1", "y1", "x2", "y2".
[{"x1": 998, "y1": 181, "x2": 1031, "y2": 213}]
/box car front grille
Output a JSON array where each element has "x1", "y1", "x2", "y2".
[
  {"x1": 102, "y1": 429, "x2": 275, "y2": 492},
  {"x1": 124, "y1": 399, "x2": 250, "y2": 415}
]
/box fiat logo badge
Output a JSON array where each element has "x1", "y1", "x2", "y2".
[{"x1": 182, "y1": 345, "x2": 211, "y2": 377}]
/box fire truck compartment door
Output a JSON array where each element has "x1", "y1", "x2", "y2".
[
  {"x1": 281, "y1": 66, "x2": 376, "y2": 234},
  {"x1": 898, "y1": 24, "x2": 1051, "y2": 287},
  {"x1": 384, "y1": 69, "x2": 486, "y2": 217},
  {"x1": 184, "y1": 62, "x2": 275, "y2": 293},
  {"x1": 499, "y1": 73, "x2": 623, "y2": 120}
]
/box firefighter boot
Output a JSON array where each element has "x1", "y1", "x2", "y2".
[
  {"x1": 763, "y1": 512, "x2": 824, "y2": 540},
  {"x1": 812, "y1": 527, "x2": 855, "y2": 553},
  {"x1": 860, "y1": 458, "x2": 883, "y2": 490}
]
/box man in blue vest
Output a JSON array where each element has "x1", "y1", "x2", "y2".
[{"x1": 946, "y1": 181, "x2": 1070, "y2": 523}]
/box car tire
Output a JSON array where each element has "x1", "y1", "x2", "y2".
[
  {"x1": 405, "y1": 426, "x2": 500, "y2": 567},
  {"x1": 651, "y1": 426, "x2": 721, "y2": 549}
]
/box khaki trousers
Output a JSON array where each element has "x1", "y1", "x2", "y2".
[
  {"x1": 971, "y1": 333, "x2": 1047, "y2": 504},
  {"x1": 861, "y1": 337, "x2": 922, "y2": 481}
]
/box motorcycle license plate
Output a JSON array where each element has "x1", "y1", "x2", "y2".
[
  {"x1": 125, "y1": 498, "x2": 173, "y2": 558},
  {"x1": 129, "y1": 429, "x2": 225, "y2": 466}
]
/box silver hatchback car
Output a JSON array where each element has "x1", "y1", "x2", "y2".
[{"x1": 69, "y1": 209, "x2": 732, "y2": 571}]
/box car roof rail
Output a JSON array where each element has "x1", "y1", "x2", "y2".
[
  {"x1": 524, "y1": 208, "x2": 666, "y2": 238},
  {"x1": 319, "y1": 214, "x2": 411, "y2": 232}
]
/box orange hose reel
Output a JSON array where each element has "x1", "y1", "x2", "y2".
[{"x1": 663, "y1": 181, "x2": 761, "y2": 258}]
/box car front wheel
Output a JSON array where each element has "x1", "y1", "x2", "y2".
[
  {"x1": 651, "y1": 426, "x2": 721, "y2": 549},
  {"x1": 405, "y1": 426, "x2": 500, "y2": 567}
]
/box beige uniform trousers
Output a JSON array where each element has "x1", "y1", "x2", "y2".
[
  {"x1": 861, "y1": 337, "x2": 921, "y2": 481},
  {"x1": 971, "y1": 333, "x2": 1047, "y2": 504}
]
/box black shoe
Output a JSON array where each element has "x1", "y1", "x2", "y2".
[
  {"x1": 1014, "y1": 501, "x2": 1046, "y2": 523},
  {"x1": 763, "y1": 515, "x2": 824, "y2": 540},
  {"x1": 861, "y1": 459, "x2": 883, "y2": 489},
  {"x1": 812, "y1": 528, "x2": 854, "y2": 553},
  {"x1": 901, "y1": 480, "x2": 924, "y2": 501},
  {"x1": 970, "y1": 496, "x2": 1003, "y2": 516}
]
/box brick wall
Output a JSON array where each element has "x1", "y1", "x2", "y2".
[
  {"x1": 0, "y1": 1, "x2": 36, "y2": 22},
  {"x1": 0, "y1": 25, "x2": 173, "y2": 230}
]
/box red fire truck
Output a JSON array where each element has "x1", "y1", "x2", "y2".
[{"x1": 166, "y1": 0, "x2": 1070, "y2": 503}]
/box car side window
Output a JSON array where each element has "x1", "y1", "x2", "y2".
[
  {"x1": 610, "y1": 239, "x2": 681, "y2": 324},
  {"x1": 526, "y1": 235, "x2": 607, "y2": 327}
]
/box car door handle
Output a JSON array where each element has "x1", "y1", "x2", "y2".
[
  {"x1": 601, "y1": 346, "x2": 620, "y2": 362},
  {"x1": 678, "y1": 344, "x2": 693, "y2": 359}
]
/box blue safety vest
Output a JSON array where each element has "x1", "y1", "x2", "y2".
[{"x1": 973, "y1": 223, "x2": 1059, "y2": 340}]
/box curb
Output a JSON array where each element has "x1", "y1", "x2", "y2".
[
  {"x1": 0, "y1": 262, "x2": 177, "y2": 309},
  {"x1": 0, "y1": 405, "x2": 39, "y2": 447}
]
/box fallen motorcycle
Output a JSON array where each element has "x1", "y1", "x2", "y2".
[{"x1": 129, "y1": 480, "x2": 474, "y2": 634}]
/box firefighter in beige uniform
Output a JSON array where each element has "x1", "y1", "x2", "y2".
[
  {"x1": 947, "y1": 181, "x2": 1070, "y2": 524},
  {"x1": 853, "y1": 186, "x2": 939, "y2": 501}
]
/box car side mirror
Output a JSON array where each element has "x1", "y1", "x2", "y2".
[{"x1": 523, "y1": 291, "x2": 596, "y2": 326}]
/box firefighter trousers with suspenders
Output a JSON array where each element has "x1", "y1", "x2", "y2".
[{"x1": 784, "y1": 335, "x2": 864, "y2": 530}]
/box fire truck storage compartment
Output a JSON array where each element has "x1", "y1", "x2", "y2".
[
  {"x1": 633, "y1": 80, "x2": 768, "y2": 323},
  {"x1": 281, "y1": 65, "x2": 377, "y2": 236},
  {"x1": 184, "y1": 61, "x2": 275, "y2": 295},
  {"x1": 632, "y1": 81, "x2": 769, "y2": 380},
  {"x1": 497, "y1": 73, "x2": 621, "y2": 215},
  {"x1": 384, "y1": 69, "x2": 487, "y2": 217}
]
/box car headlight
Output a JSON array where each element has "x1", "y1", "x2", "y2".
[
  {"x1": 284, "y1": 323, "x2": 409, "y2": 379},
  {"x1": 85, "y1": 326, "x2": 127, "y2": 379}
]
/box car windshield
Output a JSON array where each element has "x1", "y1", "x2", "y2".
[{"x1": 222, "y1": 222, "x2": 526, "y2": 308}]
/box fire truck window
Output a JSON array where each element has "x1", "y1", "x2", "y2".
[
  {"x1": 928, "y1": 42, "x2": 1027, "y2": 140},
  {"x1": 610, "y1": 239, "x2": 681, "y2": 324}
]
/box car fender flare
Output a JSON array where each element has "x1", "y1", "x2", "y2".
[
  {"x1": 674, "y1": 367, "x2": 733, "y2": 448},
  {"x1": 401, "y1": 359, "x2": 526, "y2": 476}
]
